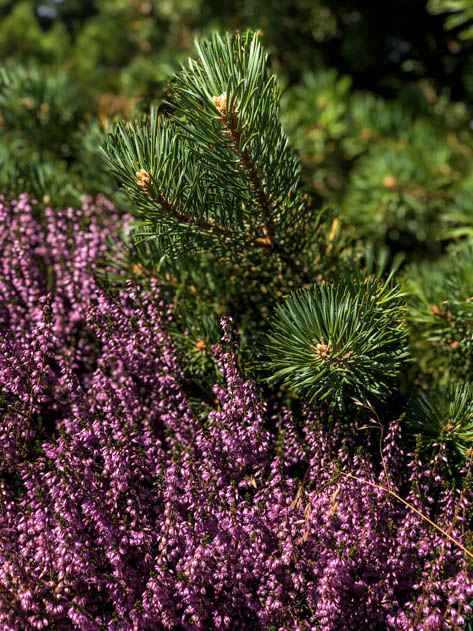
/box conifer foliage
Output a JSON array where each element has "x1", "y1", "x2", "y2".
[
  {"x1": 102, "y1": 32, "x2": 311, "y2": 262},
  {"x1": 102, "y1": 28, "x2": 473, "y2": 459},
  {"x1": 102, "y1": 31, "x2": 414, "y2": 411},
  {"x1": 266, "y1": 276, "x2": 409, "y2": 408}
]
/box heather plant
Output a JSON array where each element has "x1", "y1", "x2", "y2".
[
  {"x1": 0, "y1": 193, "x2": 125, "y2": 467},
  {"x1": 1, "y1": 245, "x2": 472, "y2": 628}
]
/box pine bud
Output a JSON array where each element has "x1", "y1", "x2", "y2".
[
  {"x1": 313, "y1": 340, "x2": 333, "y2": 362},
  {"x1": 136, "y1": 168, "x2": 152, "y2": 189},
  {"x1": 212, "y1": 92, "x2": 228, "y2": 116},
  {"x1": 383, "y1": 174, "x2": 397, "y2": 188}
]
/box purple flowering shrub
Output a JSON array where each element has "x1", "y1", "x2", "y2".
[
  {"x1": 0, "y1": 194, "x2": 124, "y2": 469},
  {"x1": 0, "y1": 196, "x2": 472, "y2": 630}
]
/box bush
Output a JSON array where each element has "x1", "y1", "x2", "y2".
[{"x1": 1, "y1": 195, "x2": 472, "y2": 630}]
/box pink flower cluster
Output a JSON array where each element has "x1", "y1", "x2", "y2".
[
  {"x1": 0, "y1": 196, "x2": 472, "y2": 630},
  {"x1": 0, "y1": 194, "x2": 123, "y2": 468}
]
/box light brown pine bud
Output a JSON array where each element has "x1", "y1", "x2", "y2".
[
  {"x1": 136, "y1": 168, "x2": 152, "y2": 189},
  {"x1": 212, "y1": 92, "x2": 228, "y2": 116}
]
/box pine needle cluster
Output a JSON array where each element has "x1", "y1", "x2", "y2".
[
  {"x1": 100, "y1": 29, "x2": 473, "y2": 478},
  {"x1": 266, "y1": 276, "x2": 409, "y2": 409}
]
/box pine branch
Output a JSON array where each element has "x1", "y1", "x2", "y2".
[
  {"x1": 407, "y1": 384, "x2": 473, "y2": 467},
  {"x1": 136, "y1": 163, "x2": 275, "y2": 252},
  {"x1": 102, "y1": 31, "x2": 314, "y2": 266},
  {"x1": 211, "y1": 93, "x2": 276, "y2": 245}
]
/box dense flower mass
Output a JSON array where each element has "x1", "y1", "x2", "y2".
[
  {"x1": 0, "y1": 196, "x2": 472, "y2": 630},
  {"x1": 0, "y1": 193, "x2": 123, "y2": 469}
]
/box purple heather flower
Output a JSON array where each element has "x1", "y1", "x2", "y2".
[{"x1": 0, "y1": 195, "x2": 472, "y2": 630}]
